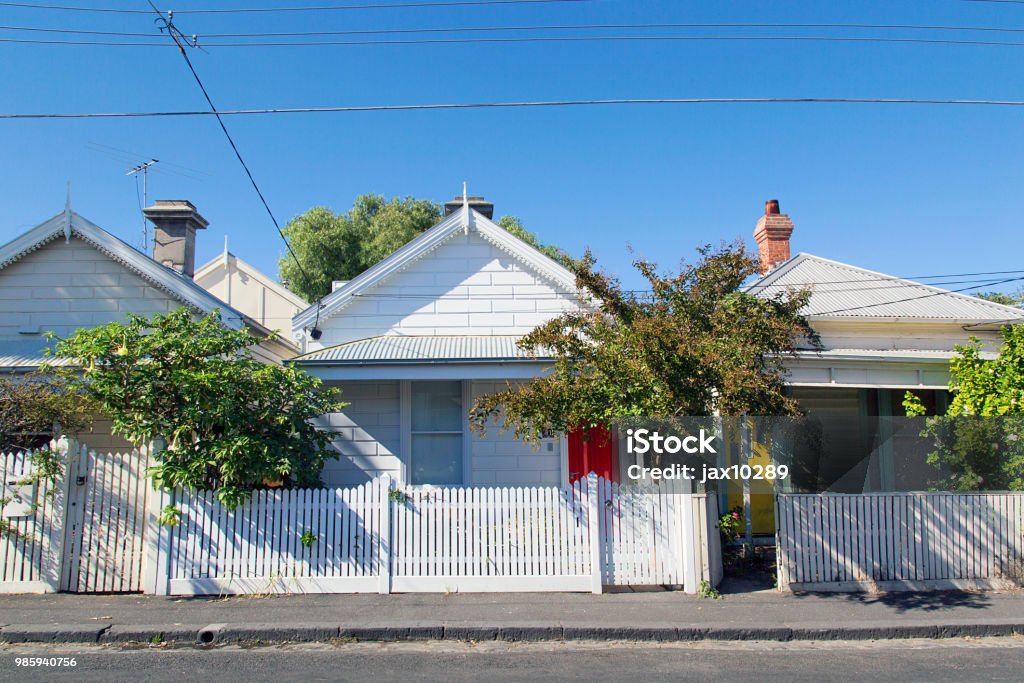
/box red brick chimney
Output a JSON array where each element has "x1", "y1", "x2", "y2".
[{"x1": 753, "y1": 199, "x2": 794, "y2": 274}]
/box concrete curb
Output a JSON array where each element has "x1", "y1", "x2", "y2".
[
  {"x1": 0, "y1": 624, "x2": 110, "y2": 644},
  {"x1": 4, "y1": 621, "x2": 1023, "y2": 645}
]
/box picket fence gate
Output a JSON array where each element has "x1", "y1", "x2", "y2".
[
  {"x1": 776, "y1": 492, "x2": 1024, "y2": 592},
  {"x1": 149, "y1": 474, "x2": 720, "y2": 596},
  {"x1": 1, "y1": 440, "x2": 151, "y2": 594}
]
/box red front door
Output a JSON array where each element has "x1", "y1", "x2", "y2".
[{"x1": 567, "y1": 424, "x2": 618, "y2": 483}]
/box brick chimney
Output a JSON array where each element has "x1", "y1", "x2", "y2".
[
  {"x1": 143, "y1": 200, "x2": 208, "y2": 277},
  {"x1": 753, "y1": 199, "x2": 795, "y2": 274},
  {"x1": 443, "y1": 196, "x2": 494, "y2": 219}
]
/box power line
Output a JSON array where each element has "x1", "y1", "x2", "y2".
[
  {"x1": 12, "y1": 22, "x2": 1024, "y2": 39},
  {"x1": 809, "y1": 276, "x2": 1024, "y2": 316},
  {"x1": 16, "y1": 34, "x2": 1024, "y2": 48},
  {"x1": 144, "y1": 2, "x2": 320, "y2": 330},
  {"x1": 11, "y1": 97, "x2": 1024, "y2": 120},
  {"x1": 0, "y1": 0, "x2": 593, "y2": 13}
]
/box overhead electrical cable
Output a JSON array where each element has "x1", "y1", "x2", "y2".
[
  {"x1": 15, "y1": 34, "x2": 1024, "y2": 48},
  {"x1": 0, "y1": 0, "x2": 595, "y2": 13},
  {"x1": 11, "y1": 97, "x2": 1024, "y2": 120},
  {"x1": 143, "y1": 1, "x2": 323, "y2": 331},
  {"x1": 11, "y1": 22, "x2": 1024, "y2": 38}
]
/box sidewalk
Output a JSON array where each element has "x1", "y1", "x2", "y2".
[{"x1": 1, "y1": 584, "x2": 1022, "y2": 645}]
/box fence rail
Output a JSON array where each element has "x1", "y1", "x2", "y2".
[{"x1": 776, "y1": 492, "x2": 1024, "y2": 592}]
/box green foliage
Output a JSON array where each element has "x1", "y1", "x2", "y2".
[
  {"x1": 697, "y1": 579, "x2": 721, "y2": 599},
  {"x1": 158, "y1": 505, "x2": 182, "y2": 527},
  {"x1": 976, "y1": 289, "x2": 1024, "y2": 308},
  {"x1": 0, "y1": 374, "x2": 94, "y2": 453},
  {"x1": 278, "y1": 195, "x2": 440, "y2": 300},
  {"x1": 299, "y1": 530, "x2": 318, "y2": 548},
  {"x1": 905, "y1": 325, "x2": 1024, "y2": 491},
  {"x1": 718, "y1": 507, "x2": 743, "y2": 543},
  {"x1": 471, "y1": 243, "x2": 817, "y2": 442},
  {"x1": 496, "y1": 215, "x2": 572, "y2": 268},
  {"x1": 277, "y1": 195, "x2": 571, "y2": 301},
  {"x1": 47, "y1": 308, "x2": 346, "y2": 509}
]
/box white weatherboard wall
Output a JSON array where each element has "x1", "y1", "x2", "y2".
[
  {"x1": 0, "y1": 236, "x2": 178, "y2": 339},
  {"x1": 310, "y1": 230, "x2": 578, "y2": 349},
  {"x1": 469, "y1": 381, "x2": 561, "y2": 486},
  {"x1": 318, "y1": 380, "x2": 562, "y2": 488},
  {"x1": 319, "y1": 381, "x2": 402, "y2": 487}
]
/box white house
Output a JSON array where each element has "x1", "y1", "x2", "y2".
[
  {"x1": 295, "y1": 195, "x2": 1024, "y2": 508},
  {"x1": 0, "y1": 198, "x2": 297, "y2": 451},
  {"x1": 290, "y1": 196, "x2": 583, "y2": 488},
  {"x1": 734, "y1": 200, "x2": 1024, "y2": 531},
  {"x1": 194, "y1": 245, "x2": 308, "y2": 340}
]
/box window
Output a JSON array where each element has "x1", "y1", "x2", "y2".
[{"x1": 409, "y1": 381, "x2": 463, "y2": 485}]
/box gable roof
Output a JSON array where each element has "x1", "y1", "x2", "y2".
[
  {"x1": 0, "y1": 208, "x2": 251, "y2": 330},
  {"x1": 746, "y1": 253, "x2": 1024, "y2": 323},
  {"x1": 194, "y1": 249, "x2": 309, "y2": 309},
  {"x1": 292, "y1": 205, "x2": 579, "y2": 333}
]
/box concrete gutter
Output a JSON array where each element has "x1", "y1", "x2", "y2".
[{"x1": 3, "y1": 621, "x2": 1024, "y2": 646}]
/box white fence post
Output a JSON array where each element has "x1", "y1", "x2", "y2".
[
  {"x1": 587, "y1": 472, "x2": 603, "y2": 594},
  {"x1": 678, "y1": 477, "x2": 697, "y2": 593},
  {"x1": 378, "y1": 474, "x2": 392, "y2": 595},
  {"x1": 40, "y1": 436, "x2": 74, "y2": 593},
  {"x1": 141, "y1": 438, "x2": 173, "y2": 596}
]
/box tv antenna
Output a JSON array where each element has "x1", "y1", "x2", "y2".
[{"x1": 127, "y1": 159, "x2": 159, "y2": 251}]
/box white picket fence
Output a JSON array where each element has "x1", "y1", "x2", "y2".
[
  {"x1": 149, "y1": 474, "x2": 720, "y2": 596},
  {"x1": 776, "y1": 492, "x2": 1024, "y2": 592},
  {"x1": 1, "y1": 447, "x2": 65, "y2": 593}
]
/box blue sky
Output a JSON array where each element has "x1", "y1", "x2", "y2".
[{"x1": 2, "y1": 0, "x2": 1024, "y2": 293}]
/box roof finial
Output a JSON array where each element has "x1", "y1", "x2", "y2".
[
  {"x1": 63, "y1": 182, "x2": 72, "y2": 243},
  {"x1": 462, "y1": 180, "x2": 470, "y2": 234},
  {"x1": 223, "y1": 234, "x2": 229, "y2": 267}
]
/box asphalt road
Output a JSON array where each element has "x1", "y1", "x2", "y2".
[{"x1": 2, "y1": 638, "x2": 1023, "y2": 682}]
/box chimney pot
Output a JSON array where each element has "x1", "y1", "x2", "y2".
[
  {"x1": 443, "y1": 196, "x2": 494, "y2": 220},
  {"x1": 143, "y1": 199, "x2": 208, "y2": 278},
  {"x1": 753, "y1": 199, "x2": 794, "y2": 275}
]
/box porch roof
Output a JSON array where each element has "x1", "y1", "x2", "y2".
[{"x1": 291, "y1": 335, "x2": 552, "y2": 365}]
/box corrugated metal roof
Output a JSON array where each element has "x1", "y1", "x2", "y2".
[
  {"x1": 794, "y1": 347, "x2": 999, "y2": 361},
  {"x1": 294, "y1": 335, "x2": 550, "y2": 364},
  {"x1": 0, "y1": 339, "x2": 74, "y2": 370},
  {"x1": 747, "y1": 253, "x2": 1024, "y2": 322}
]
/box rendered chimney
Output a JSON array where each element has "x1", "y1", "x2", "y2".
[
  {"x1": 753, "y1": 199, "x2": 795, "y2": 274},
  {"x1": 443, "y1": 196, "x2": 494, "y2": 219},
  {"x1": 143, "y1": 200, "x2": 209, "y2": 278}
]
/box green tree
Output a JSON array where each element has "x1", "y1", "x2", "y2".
[
  {"x1": 905, "y1": 325, "x2": 1024, "y2": 490},
  {"x1": 47, "y1": 308, "x2": 345, "y2": 508},
  {"x1": 0, "y1": 374, "x2": 93, "y2": 453},
  {"x1": 496, "y1": 215, "x2": 572, "y2": 268},
  {"x1": 278, "y1": 195, "x2": 570, "y2": 301},
  {"x1": 976, "y1": 289, "x2": 1024, "y2": 307},
  {"x1": 279, "y1": 195, "x2": 440, "y2": 301},
  {"x1": 470, "y1": 243, "x2": 818, "y2": 442}
]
